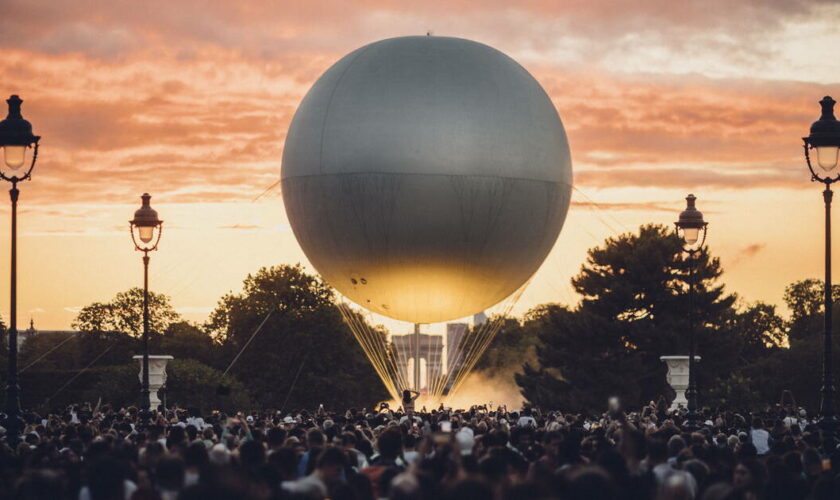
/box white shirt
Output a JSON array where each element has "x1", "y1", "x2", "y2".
[
  {"x1": 517, "y1": 416, "x2": 537, "y2": 427},
  {"x1": 749, "y1": 428, "x2": 771, "y2": 455},
  {"x1": 187, "y1": 416, "x2": 206, "y2": 429},
  {"x1": 652, "y1": 463, "x2": 673, "y2": 484}
]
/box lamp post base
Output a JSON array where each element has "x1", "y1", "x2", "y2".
[{"x1": 133, "y1": 355, "x2": 173, "y2": 410}]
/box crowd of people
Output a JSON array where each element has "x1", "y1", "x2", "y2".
[{"x1": 0, "y1": 394, "x2": 838, "y2": 499}]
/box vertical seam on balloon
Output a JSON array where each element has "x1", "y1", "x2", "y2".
[{"x1": 317, "y1": 43, "x2": 378, "y2": 176}]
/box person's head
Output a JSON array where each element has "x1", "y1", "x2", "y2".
[
  {"x1": 659, "y1": 471, "x2": 696, "y2": 500},
  {"x1": 13, "y1": 470, "x2": 63, "y2": 500},
  {"x1": 306, "y1": 428, "x2": 325, "y2": 449},
  {"x1": 376, "y1": 428, "x2": 403, "y2": 459},
  {"x1": 140, "y1": 441, "x2": 166, "y2": 469},
  {"x1": 726, "y1": 435, "x2": 739, "y2": 449},
  {"x1": 736, "y1": 442, "x2": 757, "y2": 459},
  {"x1": 801, "y1": 447, "x2": 822, "y2": 476},
  {"x1": 156, "y1": 457, "x2": 185, "y2": 492},
  {"x1": 88, "y1": 458, "x2": 127, "y2": 500},
  {"x1": 542, "y1": 430, "x2": 564, "y2": 459},
  {"x1": 316, "y1": 446, "x2": 347, "y2": 484},
  {"x1": 733, "y1": 458, "x2": 766, "y2": 491},
  {"x1": 564, "y1": 466, "x2": 617, "y2": 500},
  {"x1": 667, "y1": 434, "x2": 686, "y2": 458},
  {"x1": 185, "y1": 424, "x2": 198, "y2": 442},
  {"x1": 700, "y1": 482, "x2": 735, "y2": 500},
  {"x1": 268, "y1": 447, "x2": 298, "y2": 481},
  {"x1": 782, "y1": 450, "x2": 803, "y2": 476},
  {"x1": 683, "y1": 459, "x2": 710, "y2": 491},
  {"x1": 184, "y1": 441, "x2": 208, "y2": 469},
  {"x1": 443, "y1": 478, "x2": 493, "y2": 500},
  {"x1": 239, "y1": 439, "x2": 265, "y2": 468},
  {"x1": 617, "y1": 427, "x2": 646, "y2": 463},
  {"x1": 403, "y1": 433, "x2": 417, "y2": 450},
  {"x1": 647, "y1": 438, "x2": 668, "y2": 465},
  {"x1": 267, "y1": 426, "x2": 287, "y2": 448},
  {"x1": 402, "y1": 390, "x2": 412, "y2": 404},
  {"x1": 209, "y1": 443, "x2": 231, "y2": 466},
  {"x1": 168, "y1": 425, "x2": 186, "y2": 445}
]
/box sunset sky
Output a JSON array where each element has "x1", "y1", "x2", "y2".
[{"x1": 1, "y1": 0, "x2": 839, "y2": 330}]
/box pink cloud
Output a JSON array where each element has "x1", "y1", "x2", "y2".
[{"x1": 0, "y1": 1, "x2": 834, "y2": 206}]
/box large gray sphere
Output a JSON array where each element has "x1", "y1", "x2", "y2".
[{"x1": 282, "y1": 36, "x2": 572, "y2": 324}]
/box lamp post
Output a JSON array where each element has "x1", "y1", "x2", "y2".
[
  {"x1": 802, "y1": 96, "x2": 840, "y2": 452},
  {"x1": 130, "y1": 193, "x2": 163, "y2": 416},
  {"x1": 0, "y1": 95, "x2": 39, "y2": 446},
  {"x1": 675, "y1": 194, "x2": 707, "y2": 428}
]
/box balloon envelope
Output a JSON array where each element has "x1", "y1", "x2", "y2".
[{"x1": 282, "y1": 36, "x2": 572, "y2": 324}]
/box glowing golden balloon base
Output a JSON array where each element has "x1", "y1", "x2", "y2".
[{"x1": 337, "y1": 282, "x2": 529, "y2": 403}]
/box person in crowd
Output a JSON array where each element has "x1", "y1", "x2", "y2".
[
  {"x1": 401, "y1": 390, "x2": 420, "y2": 416},
  {"x1": 749, "y1": 418, "x2": 772, "y2": 456},
  {"x1": 0, "y1": 398, "x2": 839, "y2": 499}
]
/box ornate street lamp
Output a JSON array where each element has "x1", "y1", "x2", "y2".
[
  {"x1": 0, "y1": 95, "x2": 40, "y2": 446},
  {"x1": 675, "y1": 194, "x2": 707, "y2": 428},
  {"x1": 130, "y1": 193, "x2": 163, "y2": 416},
  {"x1": 803, "y1": 96, "x2": 840, "y2": 452}
]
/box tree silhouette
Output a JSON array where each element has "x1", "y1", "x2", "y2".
[
  {"x1": 207, "y1": 264, "x2": 388, "y2": 409},
  {"x1": 517, "y1": 224, "x2": 740, "y2": 412},
  {"x1": 72, "y1": 287, "x2": 181, "y2": 337}
]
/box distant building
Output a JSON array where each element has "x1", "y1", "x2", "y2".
[
  {"x1": 391, "y1": 331, "x2": 444, "y2": 392},
  {"x1": 473, "y1": 311, "x2": 487, "y2": 326},
  {"x1": 446, "y1": 322, "x2": 468, "y2": 374},
  {"x1": 18, "y1": 319, "x2": 81, "y2": 350}
]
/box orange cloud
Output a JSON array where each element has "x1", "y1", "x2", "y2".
[
  {"x1": 0, "y1": 0, "x2": 836, "y2": 329},
  {"x1": 0, "y1": 1, "x2": 834, "y2": 205}
]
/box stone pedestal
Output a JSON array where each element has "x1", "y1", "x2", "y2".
[
  {"x1": 660, "y1": 355, "x2": 701, "y2": 410},
  {"x1": 133, "y1": 355, "x2": 174, "y2": 408}
]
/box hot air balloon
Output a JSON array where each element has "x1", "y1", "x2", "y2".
[{"x1": 282, "y1": 36, "x2": 572, "y2": 326}]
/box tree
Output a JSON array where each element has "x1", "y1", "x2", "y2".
[
  {"x1": 152, "y1": 321, "x2": 219, "y2": 369},
  {"x1": 473, "y1": 317, "x2": 538, "y2": 373},
  {"x1": 207, "y1": 264, "x2": 388, "y2": 409},
  {"x1": 80, "y1": 359, "x2": 253, "y2": 412},
  {"x1": 516, "y1": 305, "x2": 644, "y2": 412},
  {"x1": 729, "y1": 279, "x2": 840, "y2": 411},
  {"x1": 20, "y1": 330, "x2": 138, "y2": 373},
  {"x1": 517, "y1": 224, "x2": 740, "y2": 412},
  {"x1": 784, "y1": 279, "x2": 840, "y2": 341},
  {"x1": 72, "y1": 287, "x2": 181, "y2": 337},
  {"x1": 730, "y1": 301, "x2": 786, "y2": 362},
  {"x1": 164, "y1": 359, "x2": 253, "y2": 412}
]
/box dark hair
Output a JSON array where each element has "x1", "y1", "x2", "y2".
[
  {"x1": 403, "y1": 390, "x2": 412, "y2": 404},
  {"x1": 317, "y1": 446, "x2": 348, "y2": 468},
  {"x1": 565, "y1": 466, "x2": 617, "y2": 500},
  {"x1": 647, "y1": 438, "x2": 668, "y2": 463},
  {"x1": 267, "y1": 426, "x2": 287, "y2": 447},
  {"x1": 184, "y1": 442, "x2": 208, "y2": 468},
  {"x1": 377, "y1": 428, "x2": 403, "y2": 459},
  {"x1": 88, "y1": 458, "x2": 126, "y2": 500},
  {"x1": 307, "y1": 428, "x2": 325, "y2": 447},
  {"x1": 13, "y1": 470, "x2": 63, "y2": 500},
  {"x1": 156, "y1": 457, "x2": 185, "y2": 492},
  {"x1": 239, "y1": 440, "x2": 265, "y2": 468},
  {"x1": 444, "y1": 478, "x2": 493, "y2": 500},
  {"x1": 268, "y1": 447, "x2": 298, "y2": 481}
]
